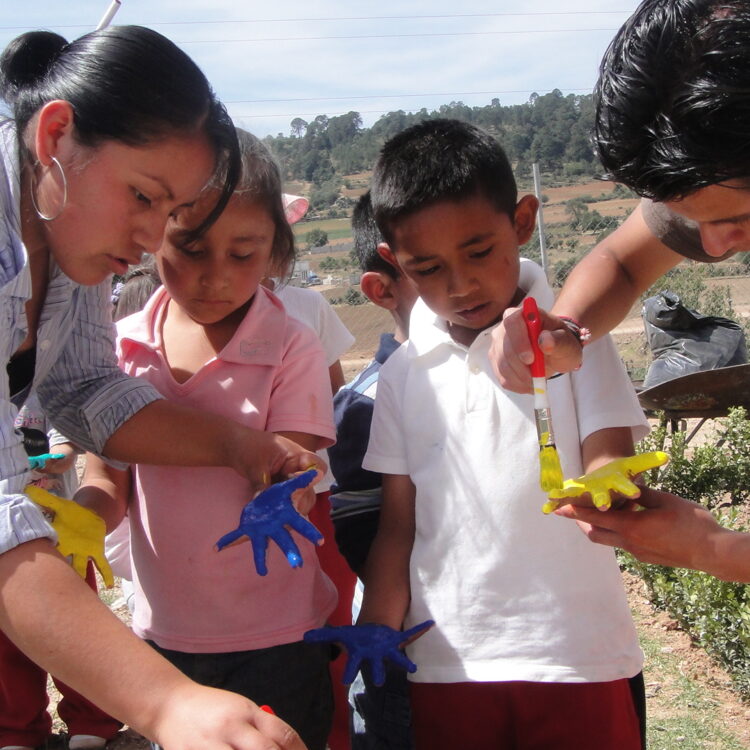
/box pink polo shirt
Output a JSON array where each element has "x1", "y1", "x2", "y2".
[{"x1": 116, "y1": 286, "x2": 337, "y2": 653}]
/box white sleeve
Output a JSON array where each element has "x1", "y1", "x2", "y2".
[
  {"x1": 362, "y1": 352, "x2": 410, "y2": 476},
  {"x1": 313, "y1": 297, "x2": 355, "y2": 365},
  {"x1": 572, "y1": 335, "x2": 650, "y2": 445},
  {"x1": 278, "y1": 286, "x2": 355, "y2": 366}
]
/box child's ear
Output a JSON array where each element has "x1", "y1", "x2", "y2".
[
  {"x1": 513, "y1": 194, "x2": 539, "y2": 245},
  {"x1": 360, "y1": 271, "x2": 399, "y2": 310}
]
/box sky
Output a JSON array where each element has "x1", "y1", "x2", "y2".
[{"x1": 1, "y1": 1, "x2": 643, "y2": 139}]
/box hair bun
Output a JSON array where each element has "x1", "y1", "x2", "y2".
[{"x1": 0, "y1": 30, "x2": 68, "y2": 104}]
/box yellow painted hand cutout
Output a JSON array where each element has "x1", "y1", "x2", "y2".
[
  {"x1": 26, "y1": 485, "x2": 114, "y2": 588},
  {"x1": 543, "y1": 451, "x2": 669, "y2": 514}
]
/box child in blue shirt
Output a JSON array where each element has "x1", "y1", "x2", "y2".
[{"x1": 329, "y1": 193, "x2": 417, "y2": 750}]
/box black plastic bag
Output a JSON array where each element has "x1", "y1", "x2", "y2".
[{"x1": 642, "y1": 291, "x2": 747, "y2": 389}]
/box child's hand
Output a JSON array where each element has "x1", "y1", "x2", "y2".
[
  {"x1": 25, "y1": 485, "x2": 115, "y2": 587},
  {"x1": 290, "y1": 483, "x2": 317, "y2": 516},
  {"x1": 303, "y1": 620, "x2": 435, "y2": 686},
  {"x1": 42, "y1": 443, "x2": 77, "y2": 475},
  {"x1": 216, "y1": 469, "x2": 323, "y2": 576},
  {"x1": 28, "y1": 453, "x2": 65, "y2": 470},
  {"x1": 544, "y1": 451, "x2": 669, "y2": 513},
  {"x1": 229, "y1": 431, "x2": 326, "y2": 494},
  {"x1": 151, "y1": 684, "x2": 306, "y2": 750}
]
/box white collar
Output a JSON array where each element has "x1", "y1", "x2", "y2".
[{"x1": 406, "y1": 258, "x2": 555, "y2": 361}]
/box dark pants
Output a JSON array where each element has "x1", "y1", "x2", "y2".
[
  {"x1": 349, "y1": 662, "x2": 413, "y2": 750},
  {"x1": 148, "y1": 639, "x2": 333, "y2": 750}
]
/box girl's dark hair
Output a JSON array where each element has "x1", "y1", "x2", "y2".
[
  {"x1": 0, "y1": 25, "x2": 240, "y2": 236},
  {"x1": 18, "y1": 427, "x2": 49, "y2": 457},
  {"x1": 231, "y1": 128, "x2": 295, "y2": 276},
  {"x1": 113, "y1": 256, "x2": 162, "y2": 321},
  {"x1": 595, "y1": 0, "x2": 750, "y2": 200}
]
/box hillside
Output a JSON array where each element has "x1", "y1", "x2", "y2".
[{"x1": 269, "y1": 90, "x2": 600, "y2": 219}]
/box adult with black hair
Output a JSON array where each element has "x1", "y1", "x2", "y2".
[
  {"x1": 0, "y1": 25, "x2": 311, "y2": 750},
  {"x1": 490, "y1": 0, "x2": 750, "y2": 584}
]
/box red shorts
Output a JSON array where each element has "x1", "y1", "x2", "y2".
[{"x1": 409, "y1": 678, "x2": 642, "y2": 750}]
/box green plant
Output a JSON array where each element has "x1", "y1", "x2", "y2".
[
  {"x1": 625, "y1": 408, "x2": 750, "y2": 698},
  {"x1": 642, "y1": 263, "x2": 737, "y2": 320},
  {"x1": 639, "y1": 408, "x2": 750, "y2": 508},
  {"x1": 343, "y1": 288, "x2": 367, "y2": 306},
  {"x1": 304, "y1": 228, "x2": 328, "y2": 249},
  {"x1": 623, "y1": 536, "x2": 750, "y2": 698}
]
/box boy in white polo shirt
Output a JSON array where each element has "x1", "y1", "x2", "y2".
[{"x1": 357, "y1": 119, "x2": 648, "y2": 750}]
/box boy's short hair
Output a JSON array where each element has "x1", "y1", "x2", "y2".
[
  {"x1": 351, "y1": 192, "x2": 398, "y2": 279},
  {"x1": 595, "y1": 0, "x2": 750, "y2": 201},
  {"x1": 371, "y1": 119, "x2": 517, "y2": 244}
]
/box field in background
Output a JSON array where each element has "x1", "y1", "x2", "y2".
[{"x1": 288, "y1": 178, "x2": 750, "y2": 383}]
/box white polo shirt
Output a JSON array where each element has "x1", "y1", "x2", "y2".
[
  {"x1": 364, "y1": 259, "x2": 648, "y2": 684},
  {"x1": 273, "y1": 283, "x2": 355, "y2": 492}
]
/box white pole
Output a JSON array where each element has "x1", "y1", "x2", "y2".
[
  {"x1": 96, "y1": 0, "x2": 122, "y2": 30},
  {"x1": 532, "y1": 162, "x2": 550, "y2": 283}
]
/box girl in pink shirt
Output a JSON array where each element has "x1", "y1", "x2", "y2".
[{"x1": 80, "y1": 130, "x2": 337, "y2": 750}]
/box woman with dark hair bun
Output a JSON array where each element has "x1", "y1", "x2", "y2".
[{"x1": 0, "y1": 25, "x2": 312, "y2": 750}]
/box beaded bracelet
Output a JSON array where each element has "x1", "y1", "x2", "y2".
[{"x1": 558, "y1": 316, "x2": 592, "y2": 347}]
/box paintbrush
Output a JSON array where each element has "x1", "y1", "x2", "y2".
[{"x1": 522, "y1": 296, "x2": 564, "y2": 493}]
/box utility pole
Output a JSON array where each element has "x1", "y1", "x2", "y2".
[{"x1": 532, "y1": 162, "x2": 550, "y2": 282}]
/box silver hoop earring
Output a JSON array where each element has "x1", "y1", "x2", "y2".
[{"x1": 30, "y1": 156, "x2": 68, "y2": 222}]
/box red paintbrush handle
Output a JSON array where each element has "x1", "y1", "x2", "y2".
[{"x1": 522, "y1": 297, "x2": 546, "y2": 378}]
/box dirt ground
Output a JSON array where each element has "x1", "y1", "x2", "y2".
[{"x1": 625, "y1": 571, "x2": 750, "y2": 748}]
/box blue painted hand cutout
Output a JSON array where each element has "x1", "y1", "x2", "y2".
[
  {"x1": 216, "y1": 469, "x2": 322, "y2": 576},
  {"x1": 28, "y1": 453, "x2": 65, "y2": 470},
  {"x1": 303, "y1": 620, "x2": 435, "y2": 686}
]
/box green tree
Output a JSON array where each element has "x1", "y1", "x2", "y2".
[
  {"x1": 290, "y1": 118, "x2": 307, "y2": 137},
  {"x1": 305, "y1": 229, "x2": 328, "y2": 249},
  {"x1": 309, "y1": 179, "x2": 340, "y2": 211},
  {"x1": 344, "y1": 288, "x2": 367, "y2": 305},
  {"x1": 326, "y1": 111, "x2": 362, "y2": 147},
  {"x1": 319, "y1": 255, "x2": 338, "y2": 270}
]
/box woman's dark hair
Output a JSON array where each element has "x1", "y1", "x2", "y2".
[
  {"x1": 231, "y1": 128, "x2": 296, "y2": 277},
  {"x1": 113, "y1": 256, "x2": 162, "y2": 321},
  {"x1": 371, "y1": 118, "x2": 517, "y2": 245},
  {"x1": 0, "y1": 25, "x2": 240, "y2": 236},
  {"x1": 595, "y1": 0, "x2": 750, "y2": 200}
]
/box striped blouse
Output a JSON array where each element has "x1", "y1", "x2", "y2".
[{"x1": 0, "y1": 118, "x2": 162, "y2": 555}]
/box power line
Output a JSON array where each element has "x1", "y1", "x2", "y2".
[
  {"x1": 0, "y1": 10, "x2": 634, "y2": 32},
  {"x1": 178, "y1": 28, "x2": 618, "y2": 45}
]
